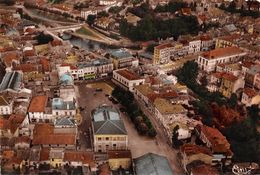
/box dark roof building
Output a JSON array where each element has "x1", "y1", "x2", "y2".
[
  {"x1": 92, "y1": 105, "x2": 127, "y2": 135},
  {"x1": 134, "y1": 153, "x2": 173, "y2": 175}
]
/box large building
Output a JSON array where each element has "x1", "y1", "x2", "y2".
[
  {"x1": 133, "y1": 153, "x2": 173, "y2": 175},
  {"x1": 153, "y1": 43, "x2": 174, "y2": 65},
  {"x1": 195, "y1": 125, "x2": 233, "y2": 165},
  {"x1": 92, "y1": 105, "x2": 128, "y2": 152},
  {"x1": 196, "y1": 47, "x2": 246, "y2": 72},
  {"x1": 113, "y1": 69, "x2": 145, "y2": 92},
  {"x1": 109, "y1": 49, "x2": 138, "y2": 69}
]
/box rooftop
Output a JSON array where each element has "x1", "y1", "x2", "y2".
[
  {"x1": 92, "y1": 105, "x2": 127, "y2": 135},
  {"x1": 134, "y1": 84, "x2": 154, "y2": 96},
  {"x1": 28, "y1": 95, "x2": 48, "y2": 112},
  {"x1": 243, "y1": 88, "x2": 258, "y2": 98},
  {"x1": 115, "y1": 69, "x2": 141, "y2": 80},
  {"x1": 110, "y1": 49, "x2": 133, "y2": 60},
  {"x1": 64, "y1": 151, "x2": 94, "y2": 164},
  {"x1": 52, "y1": 98, "x2": 76, "y2": 110},
  {"x1": 107, "y1": 150, "x2": 132, "y2": 159},
  {"x1": 13, "y1": 64, "x2": 38, "y2": 73},
  {"x1": 154, "y1": 98, "x2": 185, "y2": 115},
  {"x1": 202, "y1": 47, "x2": 245, "y2": 60},
  {"x1": 0, "y1": 71, "x2": 22, "y2": 92},
  {"x1": 155, "y1": 43, "x2": 173, "y2": 50},
  {"x1": 180, "y1": 144, "x2": 212, "y2": 156},
  {"x1": 134, "y1": 153, "x2": 173, "y2": 175},
  {"x1": 196, "y1": 125, "x2": 231, "y2": 154}
]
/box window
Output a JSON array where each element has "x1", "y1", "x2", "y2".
[
  {"x1": 98, "y1": 137, "x2": 101, "y2": 141},
  {"x1": 106, "y1": 137, "x2": 109, "y2": 141},
  {"x1": 113, "y1": 144, "x2": 116, "y2": 147}
]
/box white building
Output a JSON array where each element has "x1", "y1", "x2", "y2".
[
  {"x1": 196, "y1": 46, "x2": 247, "y2": 72},
  {"x1": 99, "y1": 0, "x2": 117, "y2": 5},
  {"x1": 113, "y1": 69, "x2": 145, "y2": 92},
  {"x1": 52, "y1": 98, "x2": 76, "y2": 117},
  {"x1": 27, "y1": 95, "x2": 49, "y2": 123},
  {"x1": 153, "y1": 43, "x2": 174, "y2": 65},
  {"x1": 92, "y1": 105, "x2": 128, "y2": 152},
  {"x1": 241, "y1": 88, "x2": 260, "y2": 107},
  {"x1": 153, "y1": 98, "x2": 187, "y2": 128},
  {"x1": 188, "y1": 39, "x2": 201, "y2": 54},
  {"x1": 0, "y1": 96, "x2": 13, "y2": 115}
]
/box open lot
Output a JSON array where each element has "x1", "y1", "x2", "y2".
[{"x1": 75, "y1": 81, "x2": 183, "y2": 174}]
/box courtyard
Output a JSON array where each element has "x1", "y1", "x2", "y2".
[{"x1": 75, "y1": 81, "x2": 183, "y2": 174}]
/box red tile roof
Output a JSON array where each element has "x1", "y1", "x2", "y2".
[
  {"x1": 221, "y1": 72, "x2": 238, "y2": 82},
  {"x1": 32, "y1": 134, "x2": 76, "y2": 145},
  {"x1": 28, "y1": 96, "x2": 48, "y2": 112},
  {"x1": 116, "y1": 69, "x2": 141, "y2": 80},
  {"x1": 32, "y1": 123, "x2": 76, "y2": 146},
  {"x1": 180, "y1": 144, "x2": 212, "y2": 156},
  {"x1": 147, "y1": 91, "x2": 178, "y2": 103},
  {"x1": 13, "y1": 64, "x2": 38, "y2": 73},
  {"x1": 51, "y1": 39, "x2": 62, "y2": 46},
  {"x1": 40, "y1": 58, "x2": 50, "y2": 72},
  {"x1": 202, "y1": 47, "x2": 244, "y2": 60},
  {"x1": 155, "y1": 43, "x2": 173, "y2": 50},
  {"x1": 40, "y1": 148, "x2": 50, "y2": 161},
  {"x1": 196, "y1": 125, "x2": 232, "y2": 154},
  {"x1": 60, "y1": 63, "x2": 77, "y2": 70},
  {"x1": 107, "y1": 150, "x2": 132, "y2": 159},
  {"x1": 15, "y1": 136, "x2": 31, "y2": 144},
  {"x1": 244, "y1": 88, "x2": 257, "y2": 98},
  {"x1": 64, "y1": 151, "x2": 94, "y2": 164},
  {"x1": 23, "y1": 49, "x2": 35, "y2": 57}
]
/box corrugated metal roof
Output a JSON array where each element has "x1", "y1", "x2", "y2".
[{"x1": 134, "y1": 153, "x2": 173, "y2": 175}]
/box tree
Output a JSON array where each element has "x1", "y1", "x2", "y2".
[
  {"x1": 200, "y1": 75, "x2": 208, "y2": 87},
  {"x1": 97, "y1": 11, "x2": 109, "y2": 17},
  {"x1": 146, "y1": 43, "x2": 158, "y2": 53},
  {"x1": 172, "y1": 125, "x2": 182, "y2": 148},
  {"x1": 2, "y1": 0, "x2": 15, "y2": 5},
  {"x1": 35, "y1": 32, "x2": 53, "y2": 44},
  {"x1": 148, "y1": 128, "x2": 157, "y2": 137},
  {"x1": 137, "y1": 122, "x2": 149, "y2": 135},
  {"x1": 224, "y1": 118, "x2": 260, "y2": 162},
  {"x1": 86, "y1": 15, "x2": 96, "y2": 26},
  {"x1": 228, "y1": 93, "x2": 237, "y2": 108},
  {"x1": 177, "y1": 60, "x2": 199, "y2": 84},
  {"x1": 247, "y1": 105, "x2": 260, "y2": 123}
]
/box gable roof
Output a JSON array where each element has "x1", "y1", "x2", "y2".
[
  {"x1": 92, "y1": 106, "x2": 127, "y2": 135},
  {"x1": 0, "y1": 95, "x2": 10, "y2": 106},
  {"x1": 28, "y1": 95, "x2": 48, "y2": 112},
  {"x1": 134, "y1": 153, "x2": 173, "y2": 175}
]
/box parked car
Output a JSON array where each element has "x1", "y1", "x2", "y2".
[{"x1": 95, "y1": 88, "x2": 102, "y2": 92}]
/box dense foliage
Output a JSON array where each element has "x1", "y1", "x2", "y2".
[
  {"x1": 224, "y1": 114, "x2": 260, "y2": 162},
  {"x1": 177, "y1": 61, "x2": 260, "y2": 162},
  {"x1": 35, "y1": 32, "x2": 54, "y2": 44},
  {"x1": 112, "y1": 86, "x2": 157, "y2": 137},
  {"x1": 155, "y1": 0, "x2": 188, "y2": 13},
  {"x1": 120, "y1": 14, "x2": 199, "y2": 41},
  {"x1": 219, "y1": 1, "x2": 259, "y2": 18}
]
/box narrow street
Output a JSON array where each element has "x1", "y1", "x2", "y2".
[{"x1": 137, "y1": 100, "x2": 184, "y2": 174}]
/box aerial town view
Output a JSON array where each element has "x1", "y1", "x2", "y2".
[{"x1": 0, "y1": 0, "x2": 259, "y2": 174}]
